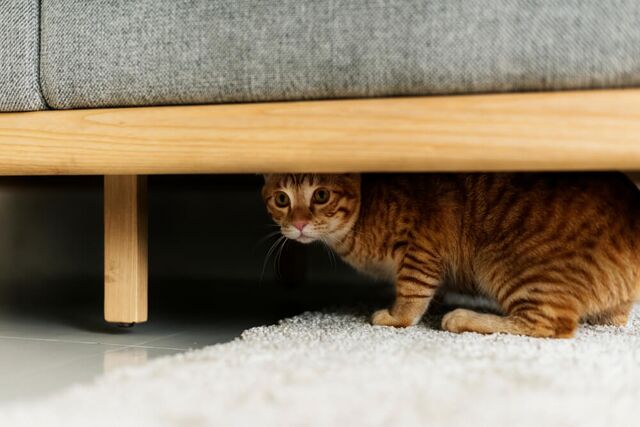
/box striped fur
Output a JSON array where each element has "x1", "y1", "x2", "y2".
[{"x1": 263, "y1": 173, "x2": 640, "y2": 338}]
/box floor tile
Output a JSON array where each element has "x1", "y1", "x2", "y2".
[
  {"x1": 0, "y1": 339, "x2": 187, "y2": 401},
  {"x1": 0, "y1": 304, "x2": 277, "y2": 403},
  {"x1": 0, "y1": 339, "x2": 123, "y2": 402}
]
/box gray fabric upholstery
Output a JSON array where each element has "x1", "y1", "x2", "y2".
[
  {"x1": 39, "y1": 0, "x2": 640, "y2": 110},
  {"x1": 0, "y1": 0, "x2": 46, "y2": 112}
]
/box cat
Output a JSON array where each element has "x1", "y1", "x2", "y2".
[{"x1": 262, "y1": 173, "x2": 640, "y2": 338}]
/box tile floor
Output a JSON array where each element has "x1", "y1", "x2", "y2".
[
  {"x1": 0, "y1": 304, "x2": 279, "y2": 403},
  {"x1": 0, "y1": 279, "x2": 388, "y2": 404}
]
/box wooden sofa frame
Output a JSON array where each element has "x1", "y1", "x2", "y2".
[{"x1": 1, "y1": 89, "x2": 638, "y2": 325}]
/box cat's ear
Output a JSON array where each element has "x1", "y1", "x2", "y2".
[{"x1": 262, "y1": 174, "x2": 272, "y2": 182}]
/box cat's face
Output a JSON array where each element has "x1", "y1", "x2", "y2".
[{"x1": 262, "y1": 174, "x2": 361, "y2": 244}]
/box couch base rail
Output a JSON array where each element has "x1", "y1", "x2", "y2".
[{"x1": 0, "y1": 89, "x2": 639, "y2": 176}]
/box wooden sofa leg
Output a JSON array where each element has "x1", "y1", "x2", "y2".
[{"x1": 104, "y1": 175, "x2": 148, "y2": 325}]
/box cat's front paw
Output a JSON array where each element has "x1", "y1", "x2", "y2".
[
  {"x1": 371, "y1": 309, "x2": 395, "y2": 326},
  {"x1": 371, "y1": 309, "x2": 414, "y2": 327}
]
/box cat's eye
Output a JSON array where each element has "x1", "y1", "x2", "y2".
[
  {"x1": 312, "y1": 188, "x2": 330, "y2": 204},
  {"x1": 274, "y1": 191, "x2": 290, "y2": 207}
]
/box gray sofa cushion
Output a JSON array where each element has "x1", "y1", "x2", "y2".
[
  {"x1": 31, "y1": 0, "x2": 640, "y2": 110},
  {"x1": 0, "y1": 0, "x2": 46, "y2": 112}
]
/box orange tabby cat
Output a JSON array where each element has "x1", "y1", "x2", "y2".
[{"x1": 262, "y1": 173, "x2": 640, "y2": 338}]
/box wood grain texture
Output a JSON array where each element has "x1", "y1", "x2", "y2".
[
  {"x1": 1, "y1": 89, "x2": 640, "y2": 175},
  {"x1": 104, "y1": 175, "x2": 148, "y2": 324}
]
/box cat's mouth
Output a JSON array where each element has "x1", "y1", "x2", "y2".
[
  {"x1": 295, "y1": 235, "x2": 315, "y2": 244},
  {"x1": 281, "y1": 228, "x2": 317, "y2": 244}
]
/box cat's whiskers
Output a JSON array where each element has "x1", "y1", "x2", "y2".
[
  {"x1": 252, "y1": 230, "x2": 282, "y2": 252},
  {"x1": 273, "y1": 237, "x2": 289, "y2": 279},
  {"x1": 319, "y1": 236, "x2": 337, "y2": 269},
  {"x1": 259, "y1": 235, "x2": 286, "y2": 285}
]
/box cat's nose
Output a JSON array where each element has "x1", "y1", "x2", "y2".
[{"x1": 292, "y1": 221, "x2": 307, "y2": 231}]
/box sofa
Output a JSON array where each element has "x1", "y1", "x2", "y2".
[{"x1": 2, "y1": 0, "x2": 640, "y2": 325}]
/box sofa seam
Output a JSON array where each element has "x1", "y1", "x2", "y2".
[{"x1": 35, "y1": 0, "x2": 50, "y2": 110}]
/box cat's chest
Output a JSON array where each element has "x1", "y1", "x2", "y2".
[{"x1": 343, "y1": 255, "x2": 396, "y2": 282}]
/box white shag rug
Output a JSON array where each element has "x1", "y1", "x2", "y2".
[{"x1": 3, "y1": 306, "x2": 640, "y2": 427}]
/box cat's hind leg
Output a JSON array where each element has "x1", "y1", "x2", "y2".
[
  {"x1": 441, "y1": 308, "x2": 568, "y2": 337},
  {"x1": 442, "y1": 304, "x2": 580, "y2": 338},
  {"x1": 441, "y1": 276, "x2": 583, "y2": 338}
]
